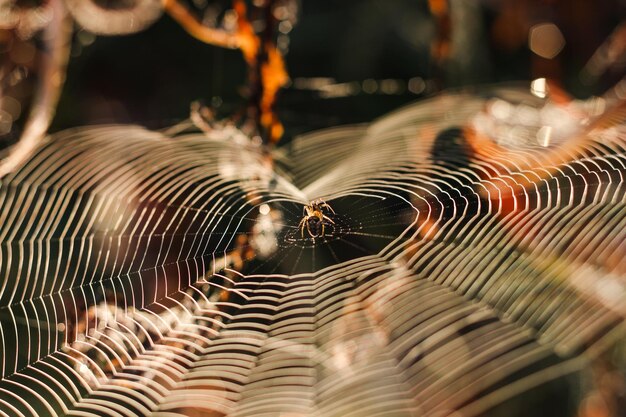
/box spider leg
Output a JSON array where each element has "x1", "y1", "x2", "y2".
[
  {"x1": 307, "y1": 221, "x2": 316, "y2": 238},
  {"x1": 322, "y1": 214, "x2": 335, "y2": 224},
  {"x1": 299, "y1": 217, "x2": 307, "y2": 238},
  {"x1": 319, "y1": 201, "x2": 335, "y2": 214}
]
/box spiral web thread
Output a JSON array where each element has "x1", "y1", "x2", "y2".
[{"x1": 0, "y1": 88, "x2": 625, "y2": 417}]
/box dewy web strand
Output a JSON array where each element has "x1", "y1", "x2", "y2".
[{"x1": 0, "y1": 88, "x2": 625, "y2": 417}]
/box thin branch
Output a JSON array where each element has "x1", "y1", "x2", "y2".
[
  {"x1": 0, "y1": 0, "x2": 72, "y2": 178},
  {"x1": 162, "y1": 0, "x2": 240, "y2": 49}
]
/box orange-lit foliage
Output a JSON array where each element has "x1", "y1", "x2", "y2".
[
  {"x1": 163, "y1": 0, "x2": 289, "y2": 145},
  {"x1": 428, "y1": 0, "x2": 451, "y2": 67},
  {"x1": 233, "y1": 0, "x2": 259, "y2": 64},
  {"x1": 259, "y1": 44, "x2": 288, "y2": 141},
  {"x1": 234, "y1": 0, "x2": 289, "y2": 143}
]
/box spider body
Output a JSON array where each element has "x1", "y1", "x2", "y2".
[{"x1": 299, "y1": 199, "x2": 335, "y2": 238}]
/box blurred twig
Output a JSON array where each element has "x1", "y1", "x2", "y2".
[
  {"x1": 582, "y1": 22, "x2": 626, "y2": 85},
  {"x1": 0, "y1": 0, "x2": 72, "y2": 178},
  {"x1": 161, "y1": 0, "x2": 239, "y2": 49}
]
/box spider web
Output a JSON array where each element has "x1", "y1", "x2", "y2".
[{"x1": 0, "y1": 87, "x2": 625, "y2": 417}]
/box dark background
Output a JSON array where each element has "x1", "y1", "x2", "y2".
[{"x1": 50, "y1": 0, "x2": 626, "y2": 142}]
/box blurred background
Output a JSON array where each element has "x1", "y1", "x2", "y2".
[{"x1": 2, "y1": 0, "x2": 626, "y2": 145}]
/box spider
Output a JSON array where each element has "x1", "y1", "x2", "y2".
[{"x1": 298, "y1": 199, "x2": 335, "y2": 238}]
